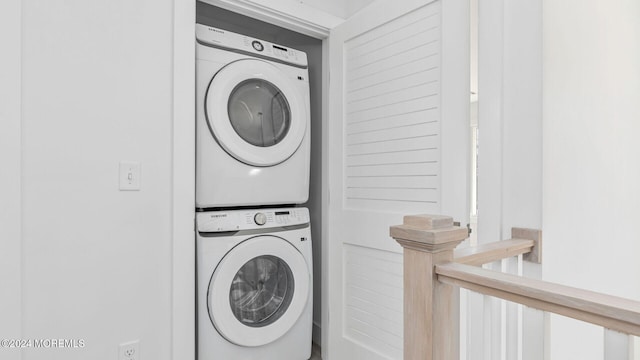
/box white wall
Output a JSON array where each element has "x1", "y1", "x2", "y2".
[
  {"x1": 477, "y1": 0, "x2": 542, "y2": 246},
  {"x1": 171, "y1": 1, "x2": 197, "y2": 359},
  {"x1": 300, "y1": 0, "x2": 374, "y2": 19},
  {"x1": 16, "y1": 0, "x2": 176, "y2": 358},
  {"x1": 475, "y1": 0, "x2": 543, "y2": 358},
  {"x1": 543, "y1": 0, "x2": 640, "y2": 358},
  {"x1": 0, "y1": 1, "x2": 22, "y2": 359}
]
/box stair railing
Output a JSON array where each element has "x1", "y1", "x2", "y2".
[{"x1": 390, "y1": 214, "x2": 640, "y2": 360}]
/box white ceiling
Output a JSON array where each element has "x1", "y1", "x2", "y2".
[{"x1": 299, "y1": 0, "x2": 375, "y2": 19}]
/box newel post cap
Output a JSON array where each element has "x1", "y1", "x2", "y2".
[{"x1": 390, "y1": 214, "x2": 468, "y2": 252}]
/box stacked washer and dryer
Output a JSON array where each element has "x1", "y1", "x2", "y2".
[{"x1": 195, "y1": 23, "x2": 313, "y2": 360}]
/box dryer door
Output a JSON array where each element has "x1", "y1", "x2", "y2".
[
  {"x1": 208, "y1": 235, "x2": 310, "y2": 347},
  {"x1": 205, "y1": 59, "x2": 307, "y2": 167}
]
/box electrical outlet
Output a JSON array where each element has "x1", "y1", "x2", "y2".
[{"x1": 119, "y1": 340, "x2": 140, "y2": 360}]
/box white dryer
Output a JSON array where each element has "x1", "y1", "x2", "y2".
[
  {"x1": 196, "y1": 207, "x2": 313, "y2": 360},
  {"x1": 196, "y1": 24, "x2": 311, "y2": 209}
]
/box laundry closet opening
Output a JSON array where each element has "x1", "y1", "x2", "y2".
[{"x1": 196, "y1": 0, "x2": 324, "y2": 347}]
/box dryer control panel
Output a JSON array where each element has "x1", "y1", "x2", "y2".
[
  {"x1": 197, "y1": 207, "x2": 310, "y2": 233},
  {"x1": 196, "y1": 24, "x2": 308, "y2": 68}
]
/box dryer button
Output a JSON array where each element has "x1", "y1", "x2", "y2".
[
  {"x1": 252, "y1": 40, "x2": 264, "y2": 52},
  {"x1": 254, "y1": 213, "x2": 267, "y2": 226}
]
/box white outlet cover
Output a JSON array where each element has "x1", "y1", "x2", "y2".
[
  {"x1": 119, "y1": 161, "x2": 141, "y2": 191},
  {"x1": 119, "y1": 340, "x2": 140, "y2": 360}
]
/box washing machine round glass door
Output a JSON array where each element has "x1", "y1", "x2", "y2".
[
  {"x1": 208, "y1": 235, "x2": 310, "y2": 347},
  {"x1": 205, "y1": 59, "x2": 307, "y2": 167}
]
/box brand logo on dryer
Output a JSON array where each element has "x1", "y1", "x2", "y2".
[{"x1": 207, "y1": 27, "x2": 225, "y2": 35}]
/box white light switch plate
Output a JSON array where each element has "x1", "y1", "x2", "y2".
[{"x1": 119, "y1": 161, "x2": 141, "y2": 191}]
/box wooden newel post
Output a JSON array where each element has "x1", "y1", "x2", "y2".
[{"x1": 390, "y1": 214, "x2": 468, "y2": 360}]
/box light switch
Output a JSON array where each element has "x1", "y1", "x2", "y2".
[{"x1": 119, "y1": 161, "x2": 141, "y2": 191}]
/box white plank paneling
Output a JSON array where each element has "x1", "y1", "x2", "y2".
[
  {"x1": 346, "y1": 95, "x2": 439, "y2": 124},
  {"x1": 347, "y1": 119, "x2": 439, "y2": 145},
  {"x1": 346, "y1": 108, "x2": 439, "y2": 134},
  {"x1": 347, "y1": 81, "x2": 439, "y2": 115},
  {"x1": 346, "y1": 172, "x2": 439, "y2": 191},
  {"x1": 344, "y1": 244, "x2": 404, "y2": 359},
  {"x1": 347, "y1": 45, "x2": 439, "y2": 90},
  {"x1": 347, "y1": 65, "x2": 438, "y2": 104},
  {"x1": 347, "y1": 147, "x2": 438, "y2": 166},
  {"x1": 327, "y1": 0, "x2": 469, "y2": 357},
  {"x1": 347, "y1": 134, "x2": 439, "y2": 157},
  {"x1": 343, "y1": 2, "x2": 441, "y2": 214}
]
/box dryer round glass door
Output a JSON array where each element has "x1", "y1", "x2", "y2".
[
  {"x1": 228, "y1": 79, "x2": 291, "y2": 148},
  {"x1": 207, "y1": 235, "x2": 310, "y2": 347},
  {"x1": 205, "y1": 59, "x2": 307, "y2": 167}
]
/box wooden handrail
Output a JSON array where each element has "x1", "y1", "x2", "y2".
[
  {"x1": 390, "y1": 214, "x2": 640, "y2": 360},
  {"x1": 454, "y1": 227, "x2": 542, "y2": 266},
  {"x1": 454, "y1": 238, "x2": 534, "y2": 266},
  {"x1": 437, "y1": 262, "x2": 640, "y2": 337}
]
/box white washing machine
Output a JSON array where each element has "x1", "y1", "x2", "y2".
[
  {"x1": 196, "y1": 24, "x2": 311, "y2": 209},
  {"x1": 196, "y1": 207, "x2": 313, "y2": 360}
]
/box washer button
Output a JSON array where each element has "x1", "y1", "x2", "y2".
[{"x1": 254, "y1": 213, "x2": 267, "y2": 225}]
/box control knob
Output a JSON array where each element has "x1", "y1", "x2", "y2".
[{"x1": 254, "y1": 212, "x2": 267, "y2": 226}]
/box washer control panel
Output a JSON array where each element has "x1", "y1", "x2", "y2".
[
  {"x1": 197, "y1": 207, "x2": 310, "y2": 232},
  {"x1": 196, "y1": 24, "x2": 308, "y2": 68}
]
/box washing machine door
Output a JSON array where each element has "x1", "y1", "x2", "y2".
[
  {"x1": 208, "y1": 235, "x2": 310, "y2": 347},
  {"x1": 205, "y1": 59, "x2": 307, "y2": 167}
]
